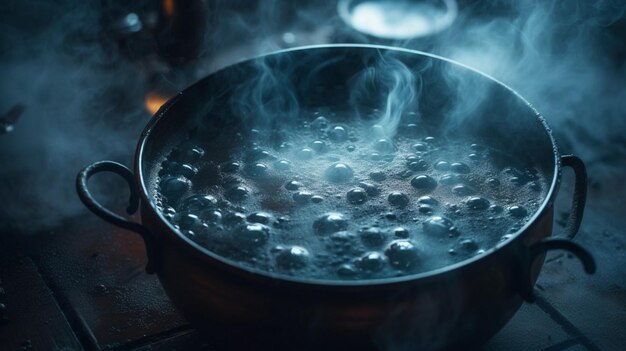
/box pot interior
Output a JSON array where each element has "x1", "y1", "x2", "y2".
[{"x1": 139, "y1": 45, "x2": 558, "y2": 281}]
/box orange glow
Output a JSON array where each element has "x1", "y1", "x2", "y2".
[
  {"x1": 145, "y1": 92, "x2": 169, "y2": 115},
  {"x1": 163, "y1": 0, "x2": 175, "y2": 18}
]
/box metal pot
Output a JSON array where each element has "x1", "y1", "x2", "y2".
[{"x1": 77, "y1": 45, "x2": 595, "y2": 351}]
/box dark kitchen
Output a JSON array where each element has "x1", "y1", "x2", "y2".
[{"x1": 0, "y1": 0, "x2": 625, "y2": 350}]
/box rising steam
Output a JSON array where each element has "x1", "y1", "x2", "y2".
[
  {"x1": 350, "y1": 54, "x2": 422, "y2": 138},
  {"x1": 0, "y1": 0, "x2": 624, "y2": 235}
]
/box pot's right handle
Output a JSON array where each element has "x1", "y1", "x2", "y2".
[
  {"x1": 76, "y1": 161, "x2": 158, "y2": 274},
  {"x1": 519, "y1": 155, "x2": 595, "y2": 302}
]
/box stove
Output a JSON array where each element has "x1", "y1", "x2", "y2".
[{"x1": 0, "y1": 1, "x2": 625, "y2": 350}]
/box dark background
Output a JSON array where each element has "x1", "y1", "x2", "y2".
[{"x1": 0, "y1": 1, "x2": 625, "y2": 350}]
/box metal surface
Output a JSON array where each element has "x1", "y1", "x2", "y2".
[{"x1": 76, "y1": 45, "x2": 596, "y2": 350}]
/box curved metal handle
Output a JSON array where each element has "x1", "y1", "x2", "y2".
[
  {"x1": 76, "y1": 161, "x2": 157, "y2": 274},
  {"x1": 520, "y1": 238, "x2": 596, "y2": 302},
  {"x1": 560, "y1": 155, "x2": 587, "y2": 239}
]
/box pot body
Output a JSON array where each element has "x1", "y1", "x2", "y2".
[{"x1": 141, "y1": 202, "x2": 553, "y2": 350}]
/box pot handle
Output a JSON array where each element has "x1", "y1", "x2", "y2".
[
  {"x1": 519, "y1": 155, "x2": 594, "y2": 302},
  {"x1": 76, "y1": 161, "x2": 157, "y2": 274},
  {"x1": 559, "y1": 155, "x2": 587, "y2": 239},
  {"x1": 520, "y1": 238, "x2": 596, "y2": 302}
]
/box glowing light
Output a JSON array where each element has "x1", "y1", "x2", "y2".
[
  {"x1": 339, "y1": 0, "x2": 458, "y2": 40},
  {"x1": 163, "y1": 0, "x2": 175, "y2": 18},
  {"x1": 145, "y1": 92, "x2": 169, "y2": 115}
]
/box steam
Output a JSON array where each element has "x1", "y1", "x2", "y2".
[
  {"x1": 0, "y1": 1, "x2": 148, "y2": 230},
  {"x1": 0, "y1": 0, "x2": 624, "y2": 238},
  {"x1": 350, "y1": 54, "x2": 421, "y2": 138},
  {"x1": 230, "y1": 54, "x2": 299, "y2": 131},
  {"x1": 432, "y1": 0, "x2": 626, "y2": 156}
]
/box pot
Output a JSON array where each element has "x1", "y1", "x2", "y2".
[{"x1": 77, "y1": 44, "x2": 595, "y2": 350}]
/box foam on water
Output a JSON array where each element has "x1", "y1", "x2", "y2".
[{"x1": 153, "y1": 113, "x2": 548, "y2": 281}]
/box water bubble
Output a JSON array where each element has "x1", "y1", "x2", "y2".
[
  {"x1": 412, "y1": 143, "x2": 428, "y2": 152},
  {"x1": 466, "y1": 197, "x2": 490, "y2": 210},
  {"x1": 347, "y1": 145, "x2": 356, "y2": 152},
  {"x1": 293, "y1": 191, "x2": 313, "y2": 204},
  {"x1": 233, "y1": 223, "x2": 270, "y2": 249},
  {"x1": 314, "y1": 213, "x2": 348, "y2": 235},
  {"x1": 311, "y1": 195, "x2": 324, "y2": 203},
  {"x1": 370, "y1": 171, "x2": 386, "y2": 181},
  {"x1": 407, "y1": 160, "x2": 428, "y2": 171},
  {"x1": 226, "y1": 186, "x2": 249, "y2": 202},
  {"x1": 310, "y1": 140, "x2": 327, "y2": 152},
  {"x1": 450, "y1": 162, "x2": 470, "y2": 174},
  {"x1": 310, "y1": 116, "x2": 329, "y2": 131},
  {"x1": 457, "y1": 239, "x2": 479, "y2": 253},
  {"x1": 163, "y1": 206, "x2": 177, "y2": 221},
  {"x1": 180, "y1": 194, "x2": 218, "y2": 212},
  {"x1": 374, "y1": 139, "x2": 395, "y2": 153},
  {"x1": 434, "y1": 161, "x2": 450, "y2": 171},
  {"x1": 411, "y1": 175, "x2": 437, "y2": 190},
  {"x1": 278, "y1": 142, "x2": 293, "y2": 151},
  {"x1": 324, "y1": 163, "x2": 354, "y2": 183},
  {"x1": 393, "y1": 227, "x2": 410, "y2": 238},
  {"x1": 202, "y1": 210, "x2": 222, "y2": 224},
  {"x1": 246, "y1": 147, "x2": 272, "y2": 162},
  {"x1": 276, "y1": 246, "x2": 309, "y2": 270},
  {"x1": 182, "y1": 145, "x2": 204, "y2": 163},
  {"x1": 176, "y1": 213, "x2": 201, "y2": 231},
  {"x1": 423, "y1": 216, "x2": 455, "y2": 236},
  {"x1": 370, "y1": 124, "x2": 386, "y2": 138},
  {"x1": 160, "y1": 176, "x2": 191, "y2": 202},
  {"x1": 359, "y1": 252, "x2": 386, "y2": 271},
  {"x1": 385, "y1": 240, "x2": 420, "y2": 270},
  {"x1": 508, "y1": 205, "x2": 528, "y2": 218},
  {"x1": 222, "y1": 162, "x2": 240, "y2": 173},
  {"x1": 417, "y1": 196, "x2": 438, "y2": 205},
  {"x1": 223, "y1": 212, "x2": 246, "y2": 227},
  {"x1": 424, "y1": 136, "x2": 436, "y2": 143},
  {"x1": 452, "y1": 185, "x2": 474, "y2": 196},
  {"x1": 274, "y1": 159, "x2": 291, "y2": 170},
  {"x1": 247, "y1": 163, "x2": 269, "y2": 178},
  {"x1": 330, "y1": 230, "x2": 357, "y2": 242},
  {"x1": 247, "y1": 212, "x2": 272, "y2": 224},
  {"x1": 347, "y1": 188, "x2": 368, "y2": 204},
  {"x1": 285, "y1": 180, "x2": 303, "y2": 191},
  {"x1": 165, "y1": 163, "x2": 198, "y2": 178},
  {"x1": 384, "y1": 212, "x2": 397, "y2": 220},
  {"x1": 418, "y1": 205, "x2": 433, "y2": 214},
  {"x1": 357, "y1": 182, "x2": 380, "y2": 197},
  {"x1": 500, "y1": 234, "x2": 513, "y2": 242},
  {"x1": 370, "y1": 152, "x2": 382, "y2": 160},
  {"x1": 510, "y1": 176, "x2": 524, "y2": 185},
  {"x1": 329, "y1": 125, "x2": 349, "y2": 142},
  {"x1": 359, "y1": 227, "x2": 387, "y2": 247},
  {"x1": 490, "y1": 204, "x2": 504, "y2": 213},
  {"x1": 337, "y1": 264, "x2": 358, "y2": 277},
  {"x1": 486, "y1": 177, "x2": 500, "y2": 187},
  {"x1": 388, "y1": 192, "x2": 409, "y2": 207},
  {"x1": 440, "y1": 173, "x2": 460, "y2": 185},
  {"x1": 296, "y1": 148, "x2": 314, "y2": 160},
  {"x1": 468, "y1": 153, "x2": 479, "y2": 160}
]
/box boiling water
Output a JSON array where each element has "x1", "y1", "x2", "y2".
[{"x1": 153, "y1": 113, "x2": 547, "y2": 280}]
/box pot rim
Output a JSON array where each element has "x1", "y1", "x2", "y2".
[{"x1": 134, "y1": 44, "x2": 561, "y2": 287}]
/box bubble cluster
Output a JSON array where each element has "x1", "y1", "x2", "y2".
[{"x1": 154, "y1": 113, "x2": 547, "y2": 281}]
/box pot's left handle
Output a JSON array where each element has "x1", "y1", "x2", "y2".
[{"x1": 76, "y1": 161, "x2": 158, "y2": 274}]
